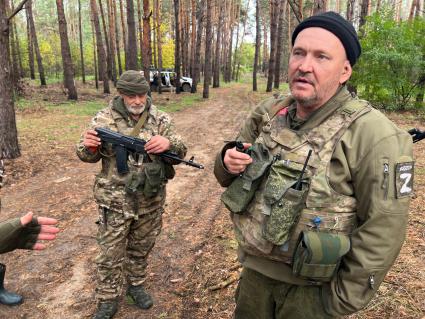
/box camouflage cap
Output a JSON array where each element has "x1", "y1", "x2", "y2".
[{"x1": 117, "y1": 70, "x2": 150, "y2": 95}]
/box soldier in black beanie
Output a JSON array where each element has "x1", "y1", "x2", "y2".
[{"x1": 215, "y1": 11, "x2": 413, "y2": 319}]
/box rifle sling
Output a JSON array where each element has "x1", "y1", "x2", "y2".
[
  {"x1": 130, "y1": 108, "x2": 149, "y2": 137},
  {"x1": 129, "y1": 107, "x2": 155, "y2": 162}
]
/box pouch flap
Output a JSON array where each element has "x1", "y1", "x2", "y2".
[{"x1": 302, "y1": 231, "x2": 351, "y2": 264}]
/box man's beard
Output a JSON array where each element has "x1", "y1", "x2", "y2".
[{"x1": 125, "y1": 103, "x2": 146, "y2": 115}]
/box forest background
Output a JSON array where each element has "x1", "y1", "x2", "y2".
[{"x1": 0, "y1": 0, "x2": 423, "y2": 318}]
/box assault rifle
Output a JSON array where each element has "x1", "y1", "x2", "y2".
[
  {"x1": 409, "y1": 128, "x2": 425, "y2": 143},
  {"x1": 95, "y1": 127, "x2": 204, "y2": 174}
]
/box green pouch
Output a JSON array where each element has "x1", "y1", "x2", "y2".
[
  {"x1": 221, "y1": 143, "x2": 273, "y2": 214},
  {"x1": 125, "y1": 171, "x2": 146, "y2": 195},
  {"x1": 164, "y1": 163, "x2": 176, "y2": 180},
  {"x1": 292, "y1": 230, "x2": 351, "y2": 281},
  {"x1": 262, "y1": 160, "x2": 309, "y2": 245},
  {"x1": 143, "y1": 162, "x2": 166, "y2": 198}
]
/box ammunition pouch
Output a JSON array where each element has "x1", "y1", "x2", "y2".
[
  {"x1": 125, "y1": 161, "x2": 168, "y2": 198},
  {"x1": 221, "y1": 144, "x2": 273, "y2": 214},
  {"x1": 292, "y1": 230, "x2": 351, "y2": 282},
  {"x1": 262, "y1": 160, "x2": 309, "y2": 246}
]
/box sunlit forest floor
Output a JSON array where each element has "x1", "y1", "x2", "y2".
[{"x1": 0, "y1": 78, "x2": 423, "y2": 318}]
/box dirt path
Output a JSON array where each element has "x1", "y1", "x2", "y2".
[{"x1": 0, "y1": 85, "x2": 257, "y2": 319}]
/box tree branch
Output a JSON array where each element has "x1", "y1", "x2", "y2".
[{"x1": 8, "y1": 0, "x2": 29, "y2": 21}]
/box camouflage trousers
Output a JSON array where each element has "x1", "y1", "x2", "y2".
[
  {"x1": 234, "y1": 267, "x2": 336, "y2": 319},
  {"x1": 95, "y1": 206, "x2": 163, "y2": 301}
]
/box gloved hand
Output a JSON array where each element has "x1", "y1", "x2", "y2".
[{"x1": 0, "y1": 212, "x2": 59, "y2": 253}]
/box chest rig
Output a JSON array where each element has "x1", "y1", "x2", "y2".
[{"x1": 232, "y1": 96, "x2": 371, "y2": 264}]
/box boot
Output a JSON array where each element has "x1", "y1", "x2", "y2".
[
  {"x1": 92, "y1": 300, "x2": 118, "y2": 319},
  {"x1": 0, "y1": 263, "x2": 23, "y2": 306},
  {"x1": 127, "y1": 285, "x2": 153, "y2": 309}
]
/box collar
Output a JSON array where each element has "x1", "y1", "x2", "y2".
[{"x1": 287, "y1": 86, "x2": 353, "y2": 131}]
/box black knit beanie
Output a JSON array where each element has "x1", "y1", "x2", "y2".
[{"x1": 291, "y1": 11, "x2": 361, "y2": 66}]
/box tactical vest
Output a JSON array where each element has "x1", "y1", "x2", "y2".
[{"x1": 232, "y1": 96, "x2": 371, "y2": 265}]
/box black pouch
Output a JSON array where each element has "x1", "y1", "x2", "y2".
[
  {"x1": 262, "y1": 160, "x2": 309, "y2": 246},
  {"x1": 292, "y1": 230, "x2": 351, "y2": 281},
  {"x1": 143, "y1": 162, "x2": 166, "y2": 197},
  {"x1": 221, "y1": 143, "x2": 273, "y2": 214}
]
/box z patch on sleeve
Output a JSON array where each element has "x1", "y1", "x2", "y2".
[{"x1": 395, "y1": 161, "x2": 414, "y2": 198}]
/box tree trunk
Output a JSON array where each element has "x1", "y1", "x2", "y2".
[
  {"x1": 274, "y1": 0, "x2": 285, "y2": 89},
  {"x1": 174, "y1": 0, "x2": 181, "y2": 94},
  {"x1": 152, "y1": 3, "x2": 157, "y2": 68},
  {"x1": 267, "y1": 0, "x2": 279, "y2": 92},
  {"x1": 253, "y1": 0, "x2": 261, "y2": 91},
  {"x1": 91, "y1": 17, "x2": 99, "y2": 89},
  {"x1": 313, "y1": 0, "x2": 327, "y2": 14},
  {"x1": 27, "y1": 0, "x2": 46, "y2": 86},
  {"x1": 78, "y1": 0, "x2": 86, "y2": 83},
  {"x1": 190, "y1": 0, "x2": 196, "y2": 78},
  {"x1": 236, "y1": 0, "x2": 250, "y2": 81},
  {"x1": 155, "y1": 0, "x2": 163, "y2": 94},
  {"x1": 262, "y1": 16, "x2": 268, "y2": 74},
  {"x1": 56, "y1": 0, "x2": 78, "y2": 100},
  {"x1": 191, "y1": 0, "x2": 204, "y2": 93},
  {"x1": 213, "y1": 3, "x2": 223, "y2": 88},
  {"x1": 13, "y1": 15, "x2": 23, "y2": 78},
  {"x1": 98, "y1": 0, "x2": 113, "y2": 80},
  {"x1": 119, "y1": 0, "x2": 128, "y2": 68},
  {"x1": 90, "y1": 0, "x2": 110, "y2": 93},
  {"x1": 107, "y1": 0, "x2": 118, "y2": 83},
  {"x1": 203, "y1": 0, "x2": 212, "y2": 98},
  {"x1": 359, "y1": 0, "x2": 369, "y2": 29},
  {"x1": 8, "y1": 0, "x2": 19, "y2": 89},
  {"x1": 0, "y1": 0, "x2": 20, "y2": 159},
  {"x1": 231, "y1": 1, "x2": 240, "y2": 80},
  {"x1": 25, "y1": 5, "x2": 35, "y2": 79},
  {"x1": 112, "y1": 0, "x2": 123, "y2": 75},
  {"x1": 142, "y1": 0, "x2": 151, "y2": 79},
  {"x1": 126, "y1": 0, "x2": 138, "y2": 69},
  {"x1": 137, "y1": 0, "x2": 143, "y2": 68},
  {"x1": 224, "y1": 0, "x2": 233, "y2": 82},
  {"x1": 183, "y1": 5, "x2": 190, "y2": 76}
]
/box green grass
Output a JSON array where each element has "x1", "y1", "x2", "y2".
[
  {"x1": 16, "y1": 97, "x2": 105, "y2": 116},
  {"x1": 157, "y1": 93, "x2": 206, "y2": 112}
]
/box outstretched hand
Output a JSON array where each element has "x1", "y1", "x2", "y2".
[{"x1": 20, "y1": 212, "x2": 60, "y2": 250}]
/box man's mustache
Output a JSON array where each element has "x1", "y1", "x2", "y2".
[{"x1": 292, "y1": 72, "x2": 314, "y2": 85}]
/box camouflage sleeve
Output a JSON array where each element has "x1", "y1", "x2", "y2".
[
  {"x1": 157, "y1": 111, "x2": 187, "y2": 159},
  {"x1": 76, "y1": 106, "x2": 113, "y2": 163},
  {"x1": 322, "y1": 112, "x2": 413, "y2": 316}
]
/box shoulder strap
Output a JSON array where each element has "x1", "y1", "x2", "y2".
[{"x1": 130, "y1": 109, "x2": 149, "y2": 137}]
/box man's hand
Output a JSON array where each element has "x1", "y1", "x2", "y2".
[
  {"x1": 20, "y1": 212, "x2": 60, "y2": 251},
  {"x1": 145, "y1": 135, "x2": 171, "y2": 154},
  {"x1": 83, "y1": 129, "x2": 101, "y2": 153},
  {"x1": 223, "y1": 143, "x2": 253, "y2": 174}
]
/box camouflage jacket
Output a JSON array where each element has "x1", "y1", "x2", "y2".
[
  {"x1": 214, "y1": 87, "x2": 413, "y2": 316},
  {"x1": 77, "y1": 96, "x2": 187, "y2": 217}
]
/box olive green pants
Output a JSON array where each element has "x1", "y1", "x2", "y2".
[{"x1": 234, "y1": 268, "x2": 335, "y2": 319}]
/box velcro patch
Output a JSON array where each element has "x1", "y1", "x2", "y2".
[{"x1": 395, "y1": 161, "x2": 414, "y2": 198}]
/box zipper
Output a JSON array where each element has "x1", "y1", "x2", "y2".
[{"x1": 381, "y1": 162, "x2": 389, "y2": 200}]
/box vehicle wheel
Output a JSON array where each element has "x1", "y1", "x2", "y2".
[{"x1": 182, "y1": 83, "x2": 191, "y2": 92}]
